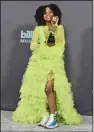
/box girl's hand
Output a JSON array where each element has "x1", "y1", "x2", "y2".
[
  {"x1": 48, "y1": 16, "x2": 59, "y2": 33},
  {"x1": 51, "y1": 16, "x2": 59, "y2": 26}
]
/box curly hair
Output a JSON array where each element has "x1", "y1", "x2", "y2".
[{"x1": 34, "y1": 3, "x2": 62, "y2": 26}]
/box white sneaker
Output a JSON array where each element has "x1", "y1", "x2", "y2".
[
  {"x1": 38, "y1": 116, "x2": 49, "y2": 127},
  {"x1": 44, "y1": 111, "x2": 58, "y2": 129},
  {"x1": 44, "y1": 118, "x2": 59, "y2": 129}
]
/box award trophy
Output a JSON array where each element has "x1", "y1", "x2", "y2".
[{"x1": 47, "y1": 16, "x2": 59, "y2": 45}]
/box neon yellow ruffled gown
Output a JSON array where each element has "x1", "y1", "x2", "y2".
[{"x1": 12, "y1": 25, "x2": 83, "y2": 125}]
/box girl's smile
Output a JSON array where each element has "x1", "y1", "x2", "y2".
[{"x1": 43, "y1": 7, "x2": 54, "y2": 22}]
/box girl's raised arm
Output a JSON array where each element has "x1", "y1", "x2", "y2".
[{"x1": 58, "y1": 25, "x2": 65, "y2": 45}]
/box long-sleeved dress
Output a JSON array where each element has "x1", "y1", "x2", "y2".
[{"x1": 12, "y1": 25, "x2": 83, "y2": 125}]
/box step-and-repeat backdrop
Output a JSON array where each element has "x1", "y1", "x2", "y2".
[{"x1": 1, "y1": 1, "x2": 92, "y2": 115}]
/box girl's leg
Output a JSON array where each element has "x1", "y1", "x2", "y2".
[
  {"x1": 44, "y1": 79, "x2": 59, "y2": 128},
  {"x1": 45, "y1": 79, "x2": 56, "y2": 113},
  {"x1": 38, "y1": 79, "x2": 58, "y2": 128},
  {"x1": 38, "y1": 79, "x2": 55, "y2": 127}
]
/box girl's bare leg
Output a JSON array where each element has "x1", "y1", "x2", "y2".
[{"x1": 45, "y1": 79, "x2": 56, "y2": 113}]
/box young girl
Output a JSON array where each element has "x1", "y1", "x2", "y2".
[{"x1": 12, "y1": 3, "x2": 83, "y2": 129}]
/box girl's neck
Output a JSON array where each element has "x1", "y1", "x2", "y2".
[{"x1": 46, "y1": 22, "x2": 52, "y2": 26}]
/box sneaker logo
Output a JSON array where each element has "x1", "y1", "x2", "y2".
[{"x1": 48, "y1": 120, "x2": 57, "y2": 126}]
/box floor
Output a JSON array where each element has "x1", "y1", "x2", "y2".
[{"x1": 1, "y1": 110, "x2": 92, "y2": 132}]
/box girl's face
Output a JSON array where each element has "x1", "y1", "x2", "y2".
[{"x1": 43, "y1": 7, "x2": 54, "y2": 22}]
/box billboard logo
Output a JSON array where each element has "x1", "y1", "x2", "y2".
[{"x1": 20, "y1": 30, "x2": 33, "y2": 43}]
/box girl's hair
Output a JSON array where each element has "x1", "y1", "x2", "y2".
[{"x1": 34, "y1": 3, "x2": 62, "y2": 26}]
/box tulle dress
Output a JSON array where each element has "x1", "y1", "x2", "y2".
[{"x1": 12, "y1": 25, "x2": 83, "y2": 125}]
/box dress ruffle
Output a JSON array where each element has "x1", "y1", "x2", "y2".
[{"x1": 12, "y1": 43, "x2": 83, "y2": 125}]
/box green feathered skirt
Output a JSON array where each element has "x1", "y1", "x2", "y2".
[{"x1": 12, "y1": 44, "x2": 83, "y2": 125}]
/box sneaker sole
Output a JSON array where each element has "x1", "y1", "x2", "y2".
[
  {"x1": 44, "y1": 124, "x2": 59, "y2": 129},
  {"x1": 37, "y1": 120, "x2": 49, "y2": 127},
  {"x1": 38, "y1": 124, "x2": 45, "y2": 127}
]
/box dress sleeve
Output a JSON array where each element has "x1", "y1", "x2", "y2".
[
  {"x1": 30, "y1": 26, "x2": 39, "y2": 51},
  {"x1": 55, "y1": 25, "x2": 65, "y2": 46}
]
